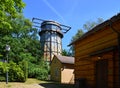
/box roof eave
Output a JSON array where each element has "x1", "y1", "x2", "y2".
[{"x1": 68, "y1": 13, "x2": 120, "y2": 46}]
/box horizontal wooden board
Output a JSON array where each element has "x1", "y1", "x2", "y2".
[
  {"x1": 76, "y1": 38, "x2": 117, "y2": 57},
  {"x1": 75, "y1": 33, "x2": 117, "y2": 53},
  {"x1": 73, "y1": 18, "x2": 120, "y2": 87},
  {"x1": 108, "y1": 60, "x2": 114, "y2": 68},
  {"x1": 75, "y1": 60, "x2": 93, "y2": 66},
  {"x1": 108, "y1": 82, "x2": 113, "y2": 88},
  {"x1": 75, "y1": 27, "x2": 115, "y2": 48},
  {"x1": 75, "y1": 64, "x2": 94, "y2": 71},
  {"x1": 108, "y1": 75, "x2": 114, "y2": 82},
  {"x1": 75, "y1": 70, "x2": 94, "y2": 77},
  {"x1": 75, "y1": 75, "x2": 95, "y2": 82}
]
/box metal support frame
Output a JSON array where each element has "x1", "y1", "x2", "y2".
[
  {"x1": 50, "y1": 31, "x2": 52, "y2": 62},
  {"x1": 32, "y1": 17, "x2": 71, "y2": 34}
]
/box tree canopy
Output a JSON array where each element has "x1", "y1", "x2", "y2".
[
  {"x1": 0, "y1": 0, "x2": 49, "y2": 81},
  {"x1": 69, "y1": 18, "x2": 104, "y2": 56},
  {"x1": 0, "y1": 0, "x2": 25, "y2": 31}
]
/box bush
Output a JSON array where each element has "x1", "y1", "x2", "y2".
[
  {"x1": 36, "y1": 68, "x2": 49, "y2": 80},
  {"x1": 9, "y1": 61, "x2": 25, "y2": 82},
  {"x1": 0, "y1": 61, "x2": 28, "y2": 82},
  {"x1": 0, "y1": 62, "x2": 7, "y2": 81},
  {"x1": 19, "y1": 60, "x2": 28, "y2": 82},
  {"x1": 0, "y1": 76, "x2": 5, "y2": 81},
  {"x1": 28, "y1": 60, "x2": 49, "y2": 80}
]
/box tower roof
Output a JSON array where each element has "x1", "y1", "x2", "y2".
[{"x1": 41, "y1": 20, "x2": 60, "y2": 27}]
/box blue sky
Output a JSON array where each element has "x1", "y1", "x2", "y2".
[{"x1": 23, "y1": 0, "x2": 120, "y2": 50}]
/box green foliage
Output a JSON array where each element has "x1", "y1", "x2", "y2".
[
  {"x1": 28, "y1": 60, "x2": 49, "y2": 80},
  {"x1": 0, "y1": 0, "x2": 25, "y2": 30},
  {"x1": 71, "y1": 29, "x2": 84, "y2": 42},
  {"x1": 70, "y1": 18, "x2": 104, "y2": 56},
  {"x1": 0, "y1": 62, "x2": 5, "y2": 81},
  {"x1": 83, "y1": 18, "x2": 104, "y2": 31},
  {"x1": 19, "y1": 60, "x2": 28, "y2": 82},
  {"x1": 0, "y1": 61, "x2": 27, "y2": 82},
  {"x1": 9, "y1": 61, "x2": 25, "y2": 82},
  {"x1": 0, "y1": 0, "x2": 49, "y2": 82},
  {"x1": 71, "y1": 18, "x2": 104, "y2": 42},
  {"x1": 62, "y1": 49, "x2": 72, "y2": 56},
  {"x1": 0, "y1": 14, "x2": 47, "y2": 82}
]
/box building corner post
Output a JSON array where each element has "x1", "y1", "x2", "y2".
[{"x1": 110, "y1": 22, "x2": 120, "y2": 87}]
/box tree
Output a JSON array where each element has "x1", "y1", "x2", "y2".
[
  {"x1": 0, "y1": 15, "x2": 33, "y2": 81},
  {"x1": 0, "y1": 14, "x2": 49, "y2": 81},
  {"x1": 83, "y1": 18, "x2": 104, "y2": 31},
  {"x1": 0, "y1": 0, "x2": 49, "y2": 82},
  {"x1": 0, "y1": 61, "x2": 26, "y2": 82},
  {"x1": 0, "y1": 0, "x2": 25, "y2": 33},
  {"x1": 62, "y1": 49, "x2": 72, "y2": 56},
  {"x1": 69, "y1": 18, "x2": 104, "y2": 56},
  {"x1": 71, "y1": 29, "x2": 84, "y2": 42}
]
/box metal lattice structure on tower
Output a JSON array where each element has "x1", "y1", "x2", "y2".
[{"x1": 32, "y1": 18, "x2": 71, "y2": 62}]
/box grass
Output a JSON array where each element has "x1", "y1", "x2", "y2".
[
  {"x1": 0, "y1": 78, "x2": 74, "y2": 88},
  {"x1": 25, "y1": 78, "x2": 45, "y2": 84},
  {"x1": 0, "y1": 78, "x2": 42, "y2": 88}
]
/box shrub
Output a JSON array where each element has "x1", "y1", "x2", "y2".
[
  {"x1": 0, "y1": 61, "x2": 27, "y2": 82},
  {"x1": 28, "y1": 60, "x2": 49, "y2": 80},
  {"x1": 9, "y1": 61, "x2": 25, "y2": 82},
  {"x1": 19, "y1": 60, "x2": 28, "y2": 82}
]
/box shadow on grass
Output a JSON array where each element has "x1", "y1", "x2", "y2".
[{"x1": 39, "y1": 82, "x2": 74, "y2": 88}]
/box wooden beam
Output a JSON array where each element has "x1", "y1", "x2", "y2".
[{"x1": 90, "y1": 46, "x2": 117, "y2": 56}]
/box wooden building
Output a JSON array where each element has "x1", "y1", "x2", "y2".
[
  {"x1": 50, "y1": 55, "x2": 74, "y2": 84},
  {"x1": 69, "y1": 13, "x2": 120, "y2": 88}
]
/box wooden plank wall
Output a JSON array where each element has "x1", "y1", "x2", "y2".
[
  {"x1": 74, "y1": 25, "x2": 119, "y2": 87},
  {"x1": 114, "y1": 51, "x2": 119, "y2": 88},
  {"x1": 50, "y1": 57, "x2": 62, "y2": 82},
  {"x1": 75, "y1": 26, "x2": 118, "y2": 57}
]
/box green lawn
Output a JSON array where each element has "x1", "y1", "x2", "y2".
[
  {"x1": 0, "y1": 78, "x2": 74, "y2": 88},
  {"x1": 0, "y1": 78, "x2": 45, "y2": 88}
]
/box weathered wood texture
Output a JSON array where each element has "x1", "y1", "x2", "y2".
[
  {"x1": 51, "y1": 57, "x2": 62, "y2": 82},
  {"x1": 50, "y1": 56, "x2": 74, "y2": 84},
  {"x1": 75, "y1": 27, "x2": 118, "y2": 57},
  {"x1": 74, "y1": 16, "x2": 120, "y2": 88}
]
